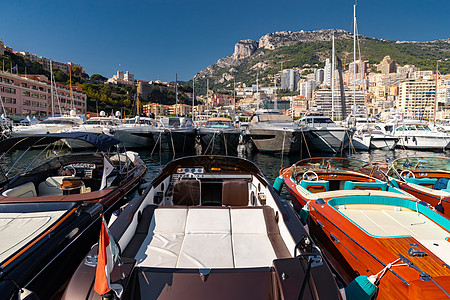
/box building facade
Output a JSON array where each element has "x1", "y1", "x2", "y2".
[
  {"x1": 281, "y1": 69, "x2": 300, "y2": 91},
  {"x1": 0, "y1": 71, "x2": 86, "y2": 118},
  {"x1": 398, "y1": 80, "x2": 436, "y2": 119},
  {"x1": 313, "y1": 89, "x2": 367, "y2": 120}
]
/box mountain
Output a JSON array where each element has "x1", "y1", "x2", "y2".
[{"x1": 193, "y1": 29, "x2": 450, "y2": 94}]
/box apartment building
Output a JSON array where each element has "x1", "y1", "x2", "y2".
[
  {"x1": 0, "y1": 71, "x2": 87, "y2": 118},
  {"x1": 398, "y1": 80, "x2": 436, "y2": 119},
  {"x1": 313, "y1": 89, "x2": 367, "y2": 120}
]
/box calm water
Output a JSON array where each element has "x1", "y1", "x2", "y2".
[
  {"x1": 2, "y1": 146, "x2": 449, "y2": 190},
  {"x1": 138, "y1": 147, "x2": 450, "y2": 187}
]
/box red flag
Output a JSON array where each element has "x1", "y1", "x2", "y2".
[{"x1": 94, "y1": 217, "x2": 122, "y2": 296}]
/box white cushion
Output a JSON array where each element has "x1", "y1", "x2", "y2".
[
  {"x1": 230, "y1": 209, "x2": 267, "y2": 234},
  {"x1": 153, "y1": 208, "x2": 188, "y2": 234},
  {"x1": 2, "y1": 182, "x2": 36, "y2": 197},
  {"x1": 135, "y1": 233, "x2": 184, "y2": 268},
  {"x1": 38, "y1": 176, "x2": 69, "y2": 196},
  {"x1": 177, "y1": 233, "x2": 233, "y2": 268},
  {"x1": 417, "y1": 239, "x2": 450, "y2": 266},
  {"x1": 185, "y1": 208, "x2": 230, "y2": 234},
  {"x1": 232, "y1": 234, "x2": 277, "y2": 268}
]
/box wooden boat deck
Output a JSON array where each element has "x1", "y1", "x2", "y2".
[{"x1": 337, "y1": 204, "x2": 450, "y2": 265}]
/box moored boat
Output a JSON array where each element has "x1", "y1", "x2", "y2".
[
  {"x1": 387, "y1": 156, "x2": 450, "y2": 218},
  {"x1": 197, "y1": 117, "x2": 241, "y2": 155},
  {"x1": 62, "y1": 155, "x2": 342, "y2": 299},
  {"x1": 246, "y1": 109, "x2": 307, "y2": 153},
  {"x1": 152, "y1": 116, "x2": 196, "y2": 153},
  {"x1": 0, "y1": 132, "x2": 146, "y2": 210},
  {"x1": 111, "y1": 116, "x2": 160, "y2": 149},
  {"x1": 277, "y1": 157, "x2": 450, "y2": 299}
]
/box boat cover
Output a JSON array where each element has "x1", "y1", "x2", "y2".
[{"x1": 0, "y1": 132, "x2": 120, "y2": 152}]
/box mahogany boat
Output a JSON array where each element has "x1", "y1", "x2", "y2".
[
  {"x1": 387, "y1": 156, "x2": 450, "y2": 218},
  {"x1": 277, "y1": 157, "x2": 450, "y2": 299},
  {"x1": 62, "y1": 155, "x2": 341, "y2": 299}
]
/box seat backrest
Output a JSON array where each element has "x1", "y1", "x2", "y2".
[
  {"x1": 38, "y1": 176, "x2": 69, "y2": 196},
  {"x1": 172, "y1": 179, "x2": 200, "y2": 206},
  {"x1": 343, "y1": 181, "x2": 387, "y2": 191},
  {"x1": 300, "y1": 180, "x2": 329, "y2": 193},
  {"x1": 222, "y1": 180, "x2": 249, "y2": 206},
  {"x1": 2, "y1": 182, "x2": 37, "y2": 197}
]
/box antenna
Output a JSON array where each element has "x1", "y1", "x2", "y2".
[{"x1": 331, "y1": 33, "x2": 335, "y2": 121}]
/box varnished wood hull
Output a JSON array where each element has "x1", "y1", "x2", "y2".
[{"x1": 282, "y1": 167, "x2": 450, "y2": 299}]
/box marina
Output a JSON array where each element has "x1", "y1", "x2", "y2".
[{"x1": 1, "y1": 0, "x2": 450, "y2": 298}]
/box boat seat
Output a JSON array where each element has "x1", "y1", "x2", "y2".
[
  {"x1": 300, "y1": 180, "x2": 329, "y2": 193},
  {"x1": 135, "y1": 206, "x2": 289, "y2": 269},
  {"x1": 434, "y1": 178, "x2": 450, "y2": 190},
  {"x1": 2, "y1": 182, "x2": 37, "y2": 197},
  {"x1": 38, "y1": 176, "x2": 71, "y2": 196},
  {"x1": 222, "y1": 180, "x2": 249, "y2": 206},
  {"x1": 404, "y1": 177, "x2": 438, "y2": 188},
  {"x1": 344, "y1": 181, "x2": 387, "y2": 191},
  {"x1": 172, "y1": 179, "x2": 200, "y2": 206}
]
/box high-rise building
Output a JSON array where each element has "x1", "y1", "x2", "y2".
[
  {"x1": 299, "y1": 81, "x2": 315, "y2": 99},
  {"x1": 377, "y1": 55, "x2": 396, "y2": 74},
  {"x1": 281, "y1": 69, "x2": 300, "y2": 91},
  {"x1": 398, "y1": 80, "x2": 436, "y2": 119},
  {"x1": 324, "y1": 59, "x2": 332, "y2": 86},
  {"x1": 313, "y1": 89, "x2": 366, "y2": 120},
  {"x1": 314, "y1": 69, "x2": 324, "y2": 85}
]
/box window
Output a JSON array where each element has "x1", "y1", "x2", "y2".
[
  {"x1": 32, "y1": 101, "x2": 40, "y2": 107},
  {"x1": 22, "y1": 90, "x2": 31, "y2": 97},
  {"x1": 4, "y1": 97, "x2": 16, "y2": 104},
  {"x1": 40, "y1": 102, "x2": 47, "y2": 108},
  {"x1": 23, "y1": 100, "x2": 31, "y2": 106},
  {"x1": 21, "y1": 82, "x2": 28, "y2": 87}
]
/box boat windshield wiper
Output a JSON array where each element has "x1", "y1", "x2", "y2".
[{"x1": 398, "y1": 254, "x2": 450, "y2": 297}]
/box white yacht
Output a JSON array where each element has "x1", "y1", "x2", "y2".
[
  {"x1": 111, "y1": 116, "x2": 160, "y2": 149},
  {"x1": 298, "y1": 115, "x2": 353, "y2": 153},
  {"x1": 383, "y1": 119, "x2": 450, "y2": 150},
  {"x1": 10, "y1": 110, "x2": 83, "y2": 137}
]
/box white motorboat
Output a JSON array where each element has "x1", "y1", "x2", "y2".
[
  {"x1": 112, "y1": 116, "x2": 160, "y2": 149},
  {"x1": 298, "y1": 115, "x2": 353, "y2": 153}
]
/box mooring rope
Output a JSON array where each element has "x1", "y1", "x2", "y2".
[
  {"x1": 301, "y1": 129, "x2": 311, "y2": 158},
  {"x1": 281, "y1": 129, "x2": 286, "y2": 169}
]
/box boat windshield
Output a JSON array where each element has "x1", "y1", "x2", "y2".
[
  {"x1": 294, "y1": 157, "x2": 388, "y2": 179},
  {"x1": 40, "y1": 119, "x2": 78, "y2": 125},
  {"x1": 390, "y1": 157, "x2": 450, "y2": 173},
  {"x1": 206, "y1": 120, "x2": 232, "y2": 128},
  {"x1": 256, "y1": 114, "x2": 292, "y2": 122}
]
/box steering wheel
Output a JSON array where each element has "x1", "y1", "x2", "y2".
[
  {"x1": 302, "y1": 171, "x2": 319, "y2": 181},
  {"x1": 61, "y1": 165, "x2": 77, "y2": 177},
  {"x1": 400, "y1": 169, "x2": 415, "y2": 179}
]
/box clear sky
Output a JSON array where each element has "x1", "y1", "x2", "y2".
[{"x1": 1, "y1": 0, "x2": 448, "y2": 82}]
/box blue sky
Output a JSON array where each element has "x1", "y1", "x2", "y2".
[{"x1": 1, "y1": 0, "x2": 448, "y2": 82}]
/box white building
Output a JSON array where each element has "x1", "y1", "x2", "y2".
[
  {"x1": 299, "y1": 81, "x2": 315, "y2": 99},
  {"x1": 108, "y1": 70, "x2": 135, "y2": 85},
  {"x1": 313, "y1": 89, "x2": 367, "y2": 120},
  {"x1": 281, "y1": 69, "x2": 300, "y2": 91},
  {"x1": 314, "y1": 68, "x2": 324, "y2": 85},
  {"x1": 323, "y1": 59, "x2": 332, "y2": 86}
]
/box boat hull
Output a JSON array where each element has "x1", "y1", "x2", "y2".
[
  {"x1": 247, "y1": 128, "x2": 305, "y2": 153},
  {"x1": 307, "y1": 128, "x2": 353, "y2": 153},
  {"x1": 153, "y1": 129, "x2": 196, "y2": 153},
  {"x1": 198, "y1": 128, "x2": 241, "y2": 155},
  {"x1": 370, "y1": 136, "x2": 398, "y2": 150},
  {"x1": 396, "y1": 134, "x2": 450, "y2": 150},
  {"x1": 114, "y1": 129, "x2": 155, "y2": 149}
]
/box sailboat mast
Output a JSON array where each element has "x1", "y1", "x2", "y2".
[
  {"x1": 256, "y1": 72, "x2": 259, "y2": 110},
  {"x1": 331, "y1": 33, "x2": 335, "y2": 121},
  {"x1": 353, "y1": 3, "x2": 357, "y2": 116},
  {"x1": 70, "y1": 65, "x2": 73, "y2": 111},
  {"x1": 50, "y1": 60, "x2": 54, "y2": 117},
  {"x1": 192, "y1": 77, "x2": 195, "y2": 121},
  {"x1": 434, "y1": 62, "x2": 439, "y2": 124}
]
